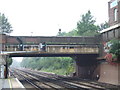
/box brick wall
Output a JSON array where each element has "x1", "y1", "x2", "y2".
[{"x1": 108, "y1": 0, "x2": 120, "y2": 26}]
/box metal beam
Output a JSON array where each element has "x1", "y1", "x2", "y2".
[{"x1": 9, "y1": 53, "x2": 99, "y2": 57}]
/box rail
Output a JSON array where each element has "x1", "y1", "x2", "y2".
[{"x1": 10, "y1": 68, "x2": 118, "y2": 90}]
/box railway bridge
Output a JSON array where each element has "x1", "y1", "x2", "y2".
[
  {"x1": 0, "y1": 22, "x2": 120, "y2": 85},
  {"x1": 0, "y1": 0, "x2": 120, "y2": 86},
  {"x1": 1, "y1": 35, "x2": 101, "y2": 77},
  {"x1": 0, "y1": 34, "x2": 101, "y2": 79}
]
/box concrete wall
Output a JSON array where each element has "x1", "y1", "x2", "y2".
[
  {"x1": 98, "y1": 62, "x2": 120, "y2": 85},
  {"x1": 75, "y1": 65, "x2": 97, "y2": 79}
]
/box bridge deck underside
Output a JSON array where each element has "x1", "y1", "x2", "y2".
[{"x1": 9, "y1": 52, "x2": 99, "y2": 57}]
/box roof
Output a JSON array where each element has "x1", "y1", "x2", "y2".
[{"x1": 100, "y1": 23, "x2": 120, "y2": 33}]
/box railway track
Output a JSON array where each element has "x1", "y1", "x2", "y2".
[{"x1": 10, "y1": 68, "x2": 118, "y2": 90}]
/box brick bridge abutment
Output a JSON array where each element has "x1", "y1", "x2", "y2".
[{"x1": 72, "y1": 54, "x2": 99, "y2": 80}]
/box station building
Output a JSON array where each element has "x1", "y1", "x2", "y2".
[{"x1": 108, "y1": 0, "x2": 120, "y2": 26}]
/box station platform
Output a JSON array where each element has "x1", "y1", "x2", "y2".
[{"x1": 0, "y1": 78, "x2": 25, "y2": 89}]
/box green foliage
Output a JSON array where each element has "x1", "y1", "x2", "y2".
[
  {"x1": 0, "y1": 13, "x2": 13, "y2": 34},
  {"x1": 21, "y1": 57, "x2": 75, "y2": 75},
  {"x1": 57, "y1": 10, "x2": 108, "y2": 37},
  {"x1": 57, "y1": 29, "x2": 79, "y2": 36},
  {"x1": 57, "y1": 31, "x2": 69, "y2": 36},
  {"x1": 67, "y1": 29, "x2": 79, "y2": 36},
  {"x1": 77, "y1": 10, "x2": 98, "y2": 36},
  {"x1": 7, "y1": 58, "x2": 13, "y2": 67},
  {"x1": 109, "y1": 39, "x2": 120, "y2": 59},
  {"x1": 97, "y1": 21, "x2": 109, "y2": 31}
]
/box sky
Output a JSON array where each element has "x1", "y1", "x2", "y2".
[{"x1": 0, "y1": 0, "x2": 110, "y2": 36}]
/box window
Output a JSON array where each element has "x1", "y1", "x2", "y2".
[
  {"x1": 110, "y1": 0, "x2": 118, "y2": 8},
  {"x1": 114, "y1": 8, "x2": 117, "y2": 21}
]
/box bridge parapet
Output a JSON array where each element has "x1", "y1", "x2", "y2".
[{"x1": 3, "y1": 35, "x2": 101, "y2": 45}]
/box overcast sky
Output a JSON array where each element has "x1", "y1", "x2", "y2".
[{"x1": 0, "y1": 0, "x2": 110, "y2": 36}]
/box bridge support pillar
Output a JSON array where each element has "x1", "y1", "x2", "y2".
[
  {"x1": 74, "y1": 55, "x2": 98, "y2": 79},
  {"x1": 0, "y1": 55, "x2": 8, "y2": 79}
]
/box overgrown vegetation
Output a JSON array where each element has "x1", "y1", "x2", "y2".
[
  {"x1": 21, "y1": 57, "x2": 75, "y2": 75},
  {"x1": 109, "y1": 39, "x2": 120, "y2": 61}
]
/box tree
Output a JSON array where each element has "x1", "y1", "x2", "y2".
[
  {"x1": 57, "y1": 10, "x2": 109, "y2": 37},
  {"x1": 97, "y1": 21, "x2": 109, "y2": 31},
  {"x1": 65, "y1": 29, "x2": 78, "y2": 36},
  {"x1": 77, "y1": 10, "x2": 98, "y2": 36},
  {"x1": 57, "y1": 31, "x2": 67, "y2": 36},
  {"x1": 0, "y1": 13, "x2": 13, "y2": 34},
  {"x1": 57, "y1": 29, "x2": 78, "y2": 36},
  {"x1": 21, "y1": 57, "x2": 75, "y2": 75}
]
